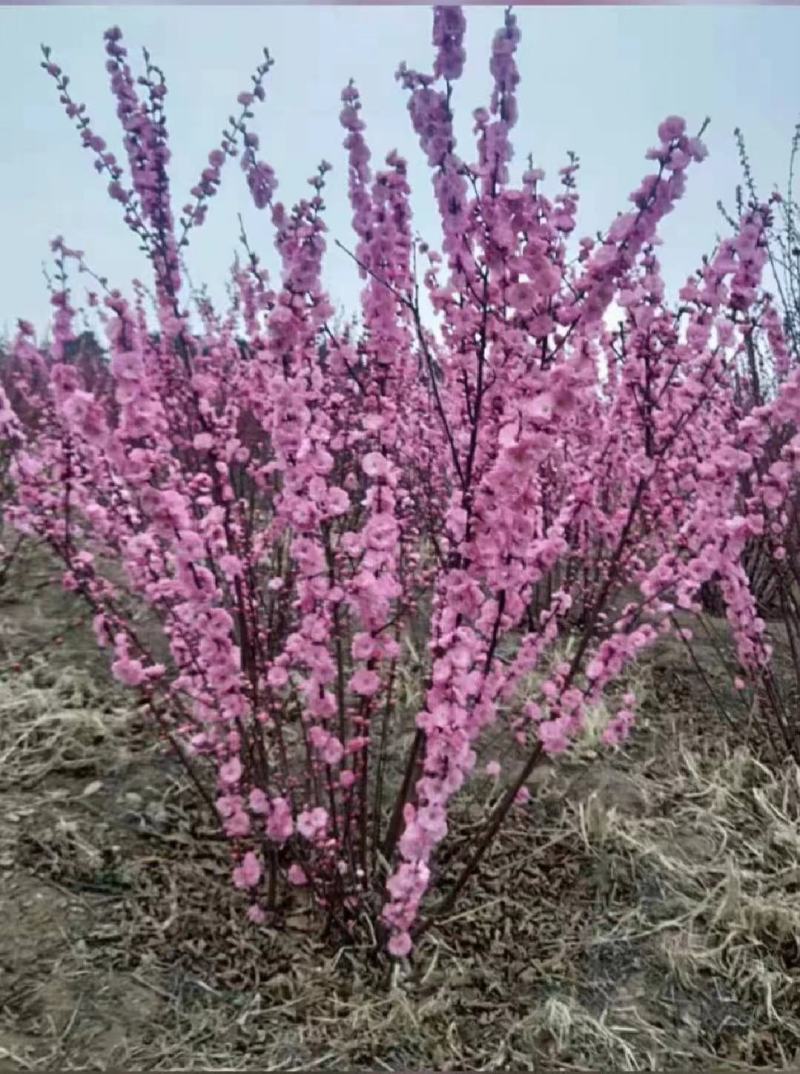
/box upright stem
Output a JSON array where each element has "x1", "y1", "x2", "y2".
[
  {"x1": 382, "y1": 727, "x2": 424, "y2": 864},
  {"x1": 414, "y1": 742, "x2": 544, "y2": 936}
]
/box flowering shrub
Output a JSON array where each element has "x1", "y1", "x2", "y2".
[
  {"x1": 2, "y1": 6, "x2": 798, "y2": 956},
  {"x1": 685, "y1": 124, "x2": 800, "y2": 763}
]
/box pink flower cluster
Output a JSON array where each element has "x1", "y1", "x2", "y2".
[{"x1": 4, "y1": 6, "x2": 797, "y2": 958}]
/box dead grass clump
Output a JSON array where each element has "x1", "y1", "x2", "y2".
[
  {"x1": 561, "y1": 725, "x2": 800, "y2": 1070},
  {"x1": 0, "y1": 659, "x2": 136, "y2": 794}
]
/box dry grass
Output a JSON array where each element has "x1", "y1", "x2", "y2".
[{"x1": 1, "y1": 543, "x2": 799, "y2": 1070}]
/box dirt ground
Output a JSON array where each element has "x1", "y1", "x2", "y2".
[{"x1": 1, "y1": 543, "x2": 799, "y2": 1071}]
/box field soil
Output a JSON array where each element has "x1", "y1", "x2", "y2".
[{"x1": 1, "y1": 542, "x2": 799, "y2": 1071}]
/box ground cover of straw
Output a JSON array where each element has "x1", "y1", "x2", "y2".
[{"x1": 0, "y1": 542, "x2": 798, "y2": 1071}]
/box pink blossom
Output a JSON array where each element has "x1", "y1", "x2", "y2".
[
  {"x1": 657, "y1": 115, "x2": 686, "y2": 142},
  {"x1": 266, "y1": 797, "x2": 294, "y2": 843},
  {"x1": 322, "y1": 735, "x2": 345, "y2": 766},
  {"x1": 362, "y1": 451, "x2": 389, "y2": 479},
  {"x1": 352, "y1": 632, "x2": 377, "y2": 660},
  {"x1": 297, "y1": 807, "x2": 328, "y2": 841},
  {"x1": 267, "y1": 665, "x2": 289, "y2": 688},
  {"x1": 349, "y1": 668, "x2": 381, "y2": 696},
  {"x1": 287, "y1": 864, "x2": 308, "y2": 887},
  {"x1": 111, "y1": 656, "x2": 146, "y2": 686},
  {"x1": 224, "y1": 810, "x2": 251, "y2": 838},
  {"x1": 388, "y1": 930, "x2": 412, "y2": 958},
  {"x1": 233, "y1": 851, "x2": 262, "y2": 889},
  {"x1": 219, "y1": 756, "x2": 243, "y2": 787}
]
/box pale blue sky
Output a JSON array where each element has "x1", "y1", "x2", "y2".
[{"x1": 1, "y1": 4, "x2": 798, "y2": 335}]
